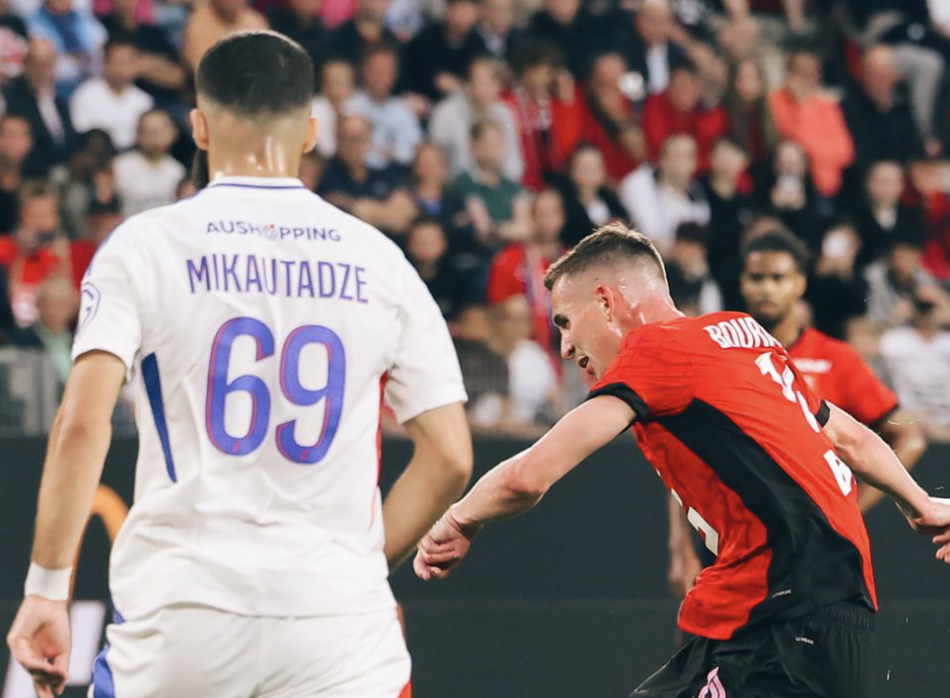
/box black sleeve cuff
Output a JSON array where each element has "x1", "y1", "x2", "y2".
[
  {"x1": 587, "y1": 382, "x2": 649, "y2": 421},
  {"x1": 815, "y1": 400, "x2": 830, "y2": 427},
  {"x1": 868, "y1": 403, "x2": 900, "y2": 433}
]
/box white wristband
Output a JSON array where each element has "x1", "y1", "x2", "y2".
[{"x1": 24, "y1": 563, "x2": 72, "y2": 601}]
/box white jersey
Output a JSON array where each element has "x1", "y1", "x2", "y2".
[{"x1": 73, "y1": 176, "x2": 467, "y2": 621}]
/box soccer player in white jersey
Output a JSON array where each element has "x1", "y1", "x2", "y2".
[{"x1": 6, "y1": 31, "x2": 472, "y2": 698}]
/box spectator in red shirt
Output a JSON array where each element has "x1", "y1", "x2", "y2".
[
  {"x1": 642, "y1": 63, "x2": 729, "y2": 173},
  {"x1": 503, "y1": 37, "x2": 584, "y2": 191},
  {"x1": 768, "y1": 47, "x2": 855, "y2": 198},
  {"x1": 0, "y1": 181, "x2": 72, "y2": 327},
  {"x1": 486, "y1": 187, "x2": 566, "y2": 354},
  {"x1": 579, "y1": 52, "x2": 644, "y2": 183}
]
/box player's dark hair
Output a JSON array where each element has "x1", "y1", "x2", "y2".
[
  {"x1": 196, "y1": 31, "x2": 314, "y2": 118},
  {"x1": 543, "y1": 223, "x2": 666, "y2": 290},
  {"x1": 741, "y1": 229, "x2": 810, "y2": 275}
]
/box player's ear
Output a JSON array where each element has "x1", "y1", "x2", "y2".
[
  {"x1": 303, "y1": 116, "x2": 319, "y2": 154},
  {"x1": 792, "y1": 271, "x2": 807, "y2": 298},
  {"x1": 595, "y1": 284, "x2": 613, "y2": 319},
  {"x1": 190, "y1": 109, "x2": 210, "y2": 151}
]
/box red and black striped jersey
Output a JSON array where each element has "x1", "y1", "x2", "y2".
[
  {"x1": 589, "y1": 311, "x2": 877, "y2": 641},
  {"x1": 788, "y1": 327, "x2": 898, "y2": 427}
]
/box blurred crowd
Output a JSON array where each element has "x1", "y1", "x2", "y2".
[{"x1": 1, "y1": 0, "x2": 950, "y2": 437}]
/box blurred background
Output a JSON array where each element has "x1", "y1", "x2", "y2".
[{"x1": 0, "y1": 0, "x2": 949, "y2": 694}]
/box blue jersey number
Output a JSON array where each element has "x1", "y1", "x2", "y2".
[{"x1": 206, "y1": 317, "x2": 346, "y2": 464}]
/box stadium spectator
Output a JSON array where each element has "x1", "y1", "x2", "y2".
[
  {"x1": 865, "y1": 231, "x2": 937, "y2": 329},
  {"x1": 11, "y1": 273, "x2": 76, "y2": 386},
  {"x1": 451, "y1": 302, "x2": 512, "y2": 431},
  {"x1": 854, "y1": 160, "x2": 925, "y2": 268},
  {"x1": 722, "y1": 58, "x2": 778, "y2": 172},
  {"x1": 328, "y1": 0, "x2": 399, "y2": 67},
  {"x1": 69, "y1": 38, "x2": 153, "y2": 150},
  {"x1": 841, "y1": 45, "x2": 925, "y2": 178},
  {"x1": 503, "y1": 37, "x2": 583, "y2": 191},
  {"x1": 881, "y1": 286, "x2": 950, "y2": 442},
  {"x1": 429, "y1": 54, "x2": 522, "y2": 182},
  {"x1": 405, "y1": 215, "x2": 476, "y2": 320},
  {"x1": 486, "y1": 186, "x2": 565, "y2": 352},
  {"x1": 664, "y1": 221, "x2": 722, "y2": 317},
  {"x1": 619, "y1": 134, "x2": 709, "y2": 256},
  {"x1": 700, "y1": 136, "x2": 753, "y2": 310},
  {"x1": 0, "y1": 0, "x2": 27, "y2": 40},
  {"x1": 486, "y1": 293, "x2": 560, "y2": 427},
  {"x1": 555, "y1": 145, "x2": 626, "y2": 248},
  {"x1": 97, "y1": 0, "x2": 188, "y2": 107},
  {"x1": 317, "y1": 113, "x2": 417, "y2": 235},
  {"x1": 26, "y1": 0, "x2": 106, "y2": 98},
  {"x1": 348, "y1": 44, "x2": 422, "y2": 169},
  {"x1": 0, "y1": 181, "x2": 71, "y2": 327},
  {"x1": 297, "y1": 149, "x2": 323, "y2": 191},
  {"x1": 768, "y1": 47, "x2": 855, "y2": 198},
  {"x1": 476, "y1": 0, "x2": 518, "y2": 59},
  {"x1": 807, "y1": 221, "x2": 869, "y2": 339},
  {"x1": 579, "y1": 52, "x2": 643, "y2": 182},
  {"x1": 113, "y1": 108, "x2": 184, "y2": 216},
  {"x1": 311, "y1": 58, "x2": 355, "y2": 159},
  {"x1": 524, "y1": 0, "x2": 601, "y2": 78},
  {"x1": 0, "y1": 113, "x2": 34, "y2": 233},
  {"x1": 57, "y1": 128, "x2": 116, "y2": 238},
  {"x1": 756, "y1": 139, "x2": 824, "y2": 250},
  {"x1": 454, "y1": 118, "x2": 532, "y2": 250},
  {"x1": 401, "y1": 0, "x2": 486, "y2": 103},
  {"x1": 181, "y1": 0, "x2": 268, "y2": 71},
  {"x1": 608, "y1": 0, "x2": 689, "y2": 95},
  {"x1": 266, "y1": 0, "x2": 327, "y2": 77},
  {"x1": 0, "y1": 265, "x2": 15, "y2": 343},
  {"x1": 405, "y1": 142, "x2": 476, "y2": 254},
  {"x1": 642, "y1": 62, "x2": 728, "y2": 172},
  {"x1": 2, "y1": 38, "x2": 76, "y2": 173}
]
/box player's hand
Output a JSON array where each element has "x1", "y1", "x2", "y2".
[
  {"x1": 413, "y1": 510, "x2": 480, "y2": 581},
  {"x1": 667, "y1": 545, "x2": 703, "y2": 599},
  {"x1": 901, "y1": 497, "x2": 950, "y2": 562},
  {"x1": 6, "y1": 596, "x2": 71, "y2": 697}
]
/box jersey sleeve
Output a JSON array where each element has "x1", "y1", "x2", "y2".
[
  {"x1": 836, "y1": 346, "x2": 899, "y2": 426},
  {"x1": 71, "y1": 228, "x2": 143, "y2": 373},
  {"x1": 385, "y1": 261, "x2": 468, "y2": 424},
  {"x1": 587, "y1": 325, "x2": 697, "y2": 420}
]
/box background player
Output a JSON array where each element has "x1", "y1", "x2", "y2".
[
  {"x1": 668, "y1": 228, "x2": 928, "y2": 597},
  {"x1": 414, "y1": 225, "x2": 950, "y2": 698},
  {"x1": 6, "y1": 32, "x2": 472, "y2": 698}
]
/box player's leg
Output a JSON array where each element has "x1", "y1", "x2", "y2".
[
  {"x1": 88, "y1": 605, "x2": 259, "y2": 698},
  {"x1": 260, "y1": 608, "x2": 411, "y2": 698}
]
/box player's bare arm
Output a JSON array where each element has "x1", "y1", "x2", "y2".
[
  {"x1": 6, "y1": 351, "x2": 125, "y2": 697},
  {"x1": 382, "y1": 402, "x2": 472, "y2": 570},
  {"x1": 857, "y1": 410, "x2": 927, "y2": 512},
  {"x1": 413, "y1": 395, "x2": 635, "y2": 581},
  {"x1": 823, "y1": 403, "x2": 950, "y2": 561}
]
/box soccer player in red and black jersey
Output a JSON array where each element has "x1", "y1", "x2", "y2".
[
  {"x1": 413, "y1": 224, "x2": 950, "y2": 698},
  {"x1": 667, "y1": 229, "x2": 928, "y2": 597}
]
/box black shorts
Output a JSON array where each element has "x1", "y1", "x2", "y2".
[{"x1": 632, "y1": 600, "x2": 875, "y2": 698}]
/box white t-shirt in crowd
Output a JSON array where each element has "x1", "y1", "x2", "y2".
[
  {"x1": 70, "y1": 78, "x2": 154, "y2": 150},
  {"x1": 880, "y1": 326, "x2": 950, "y2": 428},
  {"x1": 73, "y1": 176, "x2": 467, "y2": 620},
  {"x1": 113, "y1": 151, "x2": 186, "y2": 216}
]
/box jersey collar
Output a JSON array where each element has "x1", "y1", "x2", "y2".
[{"x1": 207, "y1": 176, "x2": 307, "y2": 190}]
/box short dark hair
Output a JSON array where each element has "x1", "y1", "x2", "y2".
[
  {"x1": 508, "y1": 37, "x2": 564, "y2": 76},
  {"x1": 470, "y1": 118, "x2": 503, "y2": 142},
  {"x1": 543, "y1": 223, "x2": 666, "y2": 290},
  {"x1": 675, "y1": 222, "x2": 709, "y2": 247},
  {"x1": 196, "y1": 31, "x2": 314, "y2": 118},
  {"x1": 741, "y1": 229, "x2": 810, "y2": 274},
  {"x1": 104, "y1": 37, "x2": 137, "y2": 58}
]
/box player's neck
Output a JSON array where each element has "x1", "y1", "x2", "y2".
[
  {"x1": 206, "y1": 129, "x2": 303, "y2": 180},
  {"x1": 770, "y1": 314, "x2": 803, "y2": 348}
]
